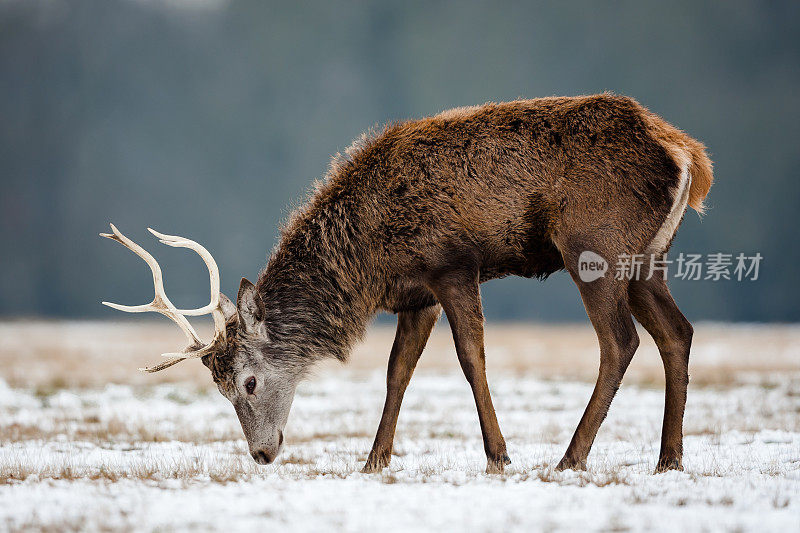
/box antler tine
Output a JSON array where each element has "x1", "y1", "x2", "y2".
[
  {"x1": 139, "y1": 356, "x2": 186, "y2": 373},
  {"x1": 100, "y1": 224, "x2": 203, "y2": 347},
  {"x1": 146, "y1": 228, "x2": 220, "y2": 316},
  {"x1": 100, "y1": 223, "x2": 228, "y2": 372},
  {"x1": 146, "y1": 228, "x2": 227, "y2": 359}
]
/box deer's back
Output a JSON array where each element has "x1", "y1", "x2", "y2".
[
  {"x1": 346, "y1": 95, "x2": 677, "y2": 281},
  {"x1": 294, "y1": 94, "x2": 697, "y2": 312}
]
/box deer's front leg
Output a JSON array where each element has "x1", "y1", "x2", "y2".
[
  {"x1": 429, "y1": 270, "x2": 510, "y2": 474},
  {"x1": 362, "y1": 305, "x2": 440, "y2": 473}
]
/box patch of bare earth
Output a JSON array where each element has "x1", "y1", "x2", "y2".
[{"x1": 2, "y1": 321, "x2": 798, "y2": 389}]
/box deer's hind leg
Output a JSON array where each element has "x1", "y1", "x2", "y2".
[
  {"x1": 362, "y1": 305, "x2": 441, "y2": 473},
  {"x1": 555, "y1": 240, "x2": 640, "y2": 471},
  {"x1": 628, "y1": 274, "x2": 692, "y2": 473}
]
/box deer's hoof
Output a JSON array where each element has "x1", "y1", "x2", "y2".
[
  {"x1": 361, "y1": 452, "x2": 390, "y2": 473},
  {"x1": 654, "y1": 457, "x2": 683, "y2": 474},
  {"x1": 556, "y1": 456, "x2": 587, "y2": 472},
  {"x1": 486, "y1": 453, "x2": 511, "y2": 474}
]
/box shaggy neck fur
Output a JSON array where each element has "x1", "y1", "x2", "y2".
[{"x1": 255, "y1": 168, "x2": 381, "y2": 363}]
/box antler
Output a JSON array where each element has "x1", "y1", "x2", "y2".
[{"x1": 100, "y1": 223, "x2": 227, "y2": 373}]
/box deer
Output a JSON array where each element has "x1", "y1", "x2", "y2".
[{"x1": 102, "y1": 94, "x2": 712, "y2": 474}]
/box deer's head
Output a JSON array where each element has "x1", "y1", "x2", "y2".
[{"x1": 100, "y1": 224, "x2": 300, "y2": 464}]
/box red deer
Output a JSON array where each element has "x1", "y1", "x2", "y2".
[{"x1": 102, "y1": 94, "x2": 713, "y2": 474}]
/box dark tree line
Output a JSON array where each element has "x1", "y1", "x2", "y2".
[{"x1": 1, "y1": 0, "x2": 798, "y2": 321}]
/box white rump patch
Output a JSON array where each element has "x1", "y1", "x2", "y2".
[{"x1": 647, "y1": 150, "x2": 692, "y2": 254}]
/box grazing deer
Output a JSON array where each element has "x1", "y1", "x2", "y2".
[{"x1": 102, "y1": 94, "x2": 712, "y2": 474}]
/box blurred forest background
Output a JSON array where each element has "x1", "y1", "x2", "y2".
[{"x1": 1, "y1": 0, "x2": 798, "y2": 322}]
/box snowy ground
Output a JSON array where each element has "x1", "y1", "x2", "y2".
[{"x1": 0, "y1": 322, "x2": 799, "y2": 531}]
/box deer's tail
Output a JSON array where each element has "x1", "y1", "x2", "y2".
[
  {"x1": 685, "y1": 138, "x2": 713, "y2": 214},
  {"x1": 642, "y1": 108, "x2": 714, "y2": 214}
]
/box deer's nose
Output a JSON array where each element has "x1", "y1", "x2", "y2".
[
  {"x1": 249, "y1": 430, "x2": 284, "y2": 465},
  {"x1": 251, "y1": 449, "x2": 275, "y2": 465}
]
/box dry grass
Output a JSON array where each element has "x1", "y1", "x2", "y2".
[
  {"x1": 0, "y1": 416, "x2": 242, "y2": 445},
  {"x1": 0, "y1": 322, "x2": 800, "y2": 531},
  {"x1": 0, "y1": 454, "x2": 262, "y2": 484},
  {"x1": 2, "y1": 321, "x2": 799, "y2": 389},
  {"x1": 508, "y1": 464, "x2": 631, "y2": 486},
  {"x1": 0, "y1": 321, "x2": 798, "y2": 531},
  {"x1": 3, "y1": 323, "x2": 798, "y2": 487}
]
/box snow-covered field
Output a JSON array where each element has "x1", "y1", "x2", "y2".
[{"x1": 1, "y1": 322, "x2": 799, "y2": 531}]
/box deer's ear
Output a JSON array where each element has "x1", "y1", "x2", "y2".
[
  {"x1": 219, "y1": 293, "x2": 237, "y2": 323},
  {"x1": 237, "y1": 278, "x2": 265, "y2": 334}
]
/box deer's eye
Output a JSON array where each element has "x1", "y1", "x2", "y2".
[{"x1": 245, "y1": 376, "x2": 256, "y2": 395}]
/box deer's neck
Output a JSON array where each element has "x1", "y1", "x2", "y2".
[{"x1": 256, "y1": 192, "x2": 379, "y2": 362}]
